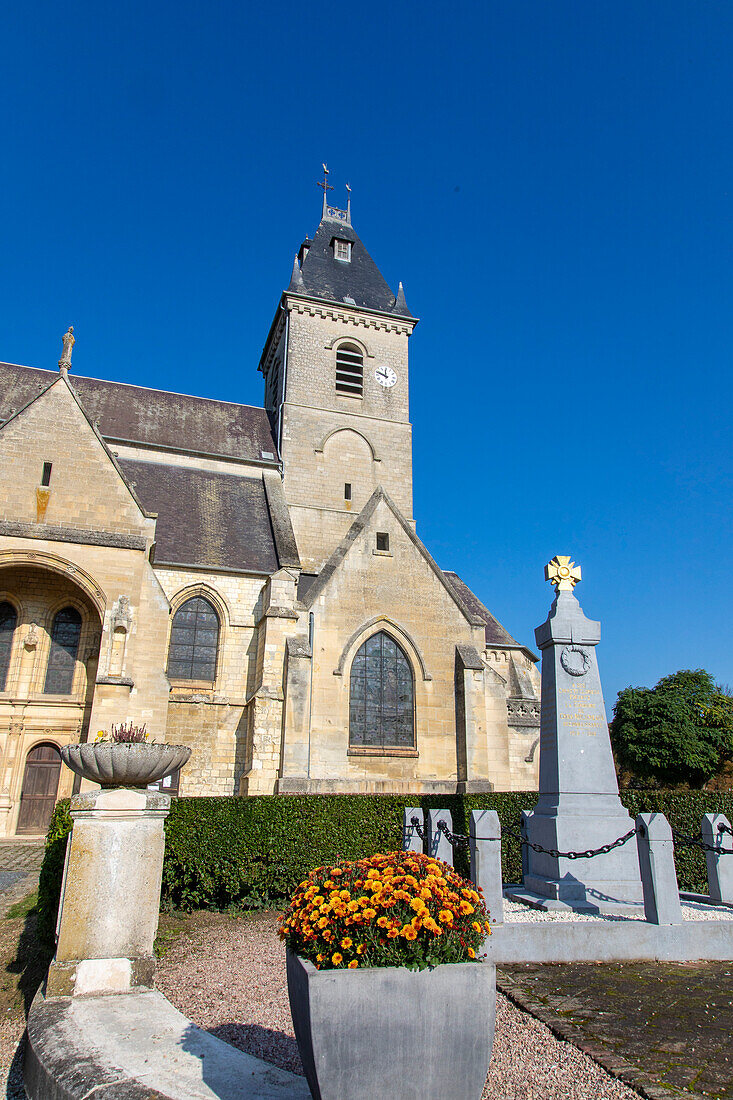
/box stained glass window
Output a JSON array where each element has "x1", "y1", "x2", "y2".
[
  {"x1": 0, "y1": 602, "x2": 17, "y2": 692},
  {"x1": 44, "y1": 607, "x2": 82, "y2": 694},
  {"x1": 167, "y1": 597, "x2": 219, "y2": 681},
  {"x1": 349, "y1": 631, "x2": 414, "y2": 750}
]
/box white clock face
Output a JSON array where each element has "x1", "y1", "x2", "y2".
[{"x1": 375, "y1": 366, "x2": 397, "y2": 388}]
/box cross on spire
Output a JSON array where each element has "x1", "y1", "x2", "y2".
[{"x1": 317, "y1": 163, "x2": 334, "y2": 215}]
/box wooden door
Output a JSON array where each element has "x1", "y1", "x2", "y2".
[{"x1": 16, "y1": 743, "x2": 61, "y2": 835}]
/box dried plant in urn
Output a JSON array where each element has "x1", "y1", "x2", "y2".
[
  {"x1": 280, "y1": 851, "x2": 496, "y2": 1100},
  {"x1": 60, "y1": 721, "x2": 191, "y2": 789}
]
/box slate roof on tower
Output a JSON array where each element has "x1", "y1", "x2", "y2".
[{"x1": 288, "y1": 213, "x2": 413, "y2": 317}]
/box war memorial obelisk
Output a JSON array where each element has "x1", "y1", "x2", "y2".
[{"x1": 509, "y1": 557, "x2": 643, "y2": 913}]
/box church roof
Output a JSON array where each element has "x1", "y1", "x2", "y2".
[
  {"x1": 0, "y1": 362, "x2": 278, "y2": 464},
  {"x1": 290, "y1": 214, "x2": 413, "y2": 317},
  {"x1": 442, "y1": 571, "x2": 538, "y2": 659},
  {"x1": 119, "y1": 459, "x2": 280, "y2": 573}
]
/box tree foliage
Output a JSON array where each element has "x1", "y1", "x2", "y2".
[{"x1": 610, "y1": 669, "x2": 733, "y2": 787}]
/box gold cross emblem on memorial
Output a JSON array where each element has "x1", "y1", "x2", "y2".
[{"x1": 544, "y1": 555, "x2": 581, "y2": 591}]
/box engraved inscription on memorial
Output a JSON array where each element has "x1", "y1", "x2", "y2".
[{"x1": 558, "y1": 685, "x2": 604, "y2": 737}]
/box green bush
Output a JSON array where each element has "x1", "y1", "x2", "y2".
[
  {"x1": 37, "y1": 799, "x2": 73, "y2": 949},
  {"x1": 37, "y1": 790, "x2": 733, "y2": 939}
]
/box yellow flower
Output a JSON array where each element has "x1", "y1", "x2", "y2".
[
  {"x1": 387, "y1": 928, "x2": 399, "y2": 939},
  {"x1": 348, "y1": 960, "x2": 358, "y2": 968},
  {"x1": 377, "y1": 916, "x2": 389, "y2": 928},
  {"x1": 403, "y1": 927, "x2": 417, "y2": 941},
  {"x1": 363, "y1": 908, "x2": 377, "y2": 919},
  {"x1": 316, "y1": 953, "x2": 324, "y2": 962},
  {"x1": 356, "y1": 944, "x2": 365, "y2": 954},
  {"x1": 468, "y1": 947, "x2": 476, "y2": 959},
  {"x1": 347, "y1": 900, "x2": 359, "y2": 913},
  {"x1": 332, "y1": 952, "x2": 343, "y2": 965},
  {"x1": 472, "y1": 921, "x2": 482, "y2": 934},
  {"x1": 341, "y1": 937, "x2": 353, "y2": 950},
  {"x1": 459, "y1": 901, "x2": 474, "y2": 915},
  {"x1": 438, "y1": 910, "x2": 454, "y2": 924}
]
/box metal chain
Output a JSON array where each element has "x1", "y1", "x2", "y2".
[
  {"x1": 434, "y1": 819, "x2": 636, "y2": 861},
  {"x1": 670, "y1": 828, "x2": 733, "y2": 854},
  {"x1": 416, "y1": 817, "x2": 733, "y2": 860}
]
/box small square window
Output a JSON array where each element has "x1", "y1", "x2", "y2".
[
  {"x1": 376, "y1": 532, "x2": 389, "y2": 552},
  {"x1": 344, "y1": 483, "x2": 352, "y2": 501},
  {"x1": 333, "y1": 239, "x2": 352, "y2": 262},
  {"x1": 41, "y1": 462, "x2": 52, "y2": 486}
]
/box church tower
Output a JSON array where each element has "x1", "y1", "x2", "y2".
[{"x1": 259, "y1": 175, "x2": 418, "y2": 572}]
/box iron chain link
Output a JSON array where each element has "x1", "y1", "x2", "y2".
[
  {"x1": 414, "y1": 817, "x2": 733, "y2": 860},
  {"x1": 427, "y1": 817, "x2": 636, "y2": 861},
  {"x1": 670, "y1": 826, "x2": 733, "y2": 854}
]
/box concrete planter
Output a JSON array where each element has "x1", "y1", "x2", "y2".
[
  {"x1": 60, "y1": 742, "x2": 191, "y2": 788},
  {"x1": 286, "y1": 949, "x2": 496, "y2": 1100}
]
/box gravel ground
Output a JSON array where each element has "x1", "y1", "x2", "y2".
[
  {"x1": 503, "y1": 897, "x2": 733, "y2": 922},
  {"x1": 156, "y1": 911, "x2": 640, "y2": 1100}
]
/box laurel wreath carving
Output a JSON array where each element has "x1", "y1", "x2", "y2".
[{"x1": 560, "y1": 645, "x2": 591, "y2": 677}]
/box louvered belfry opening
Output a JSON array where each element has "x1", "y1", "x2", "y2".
[{"x1": 335, "y1": 343, "x2": 364, "y2": 397}]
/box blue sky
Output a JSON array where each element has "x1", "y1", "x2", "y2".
[{"x1": 2, "y1": 1, "x2": 731, "y2": 713}]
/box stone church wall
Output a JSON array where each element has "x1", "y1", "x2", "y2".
[{"x1": 153, "y1": 567, "x2": 266, "y2": 797}]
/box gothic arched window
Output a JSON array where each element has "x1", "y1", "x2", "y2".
[
  {"x1": 167, "y1": 596, "x2": 220, "y2": 682},
  {"x1": 44, "y1": 607, "x2": 82, "y2": 694},
  {"x1": 335, "y1": 343, "x2": 364, "y2": 397},
  {"x1": 349, "y1": 631, "x2": 414, "y2": 750},
  {"x1": 0, "y1": 602, "x2": 17, "y2": 692}
]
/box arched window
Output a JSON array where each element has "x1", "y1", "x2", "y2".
[
  {"x1": 335, "y1": 343, "x2": 364, "y2": 397},
  {"x1": 167, "y1": 596, "x2": 220, "y2": 681},
  {"x1": 349, "y1": 631, "x2": 414, "y2": 750},
  {"x1": 44, "y1": 607, "x2": 82, "y2": 694},
  {"x1": 0, "y1": 602, "x2": 17, "y2": 691}
]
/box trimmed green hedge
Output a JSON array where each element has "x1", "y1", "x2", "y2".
[{"x1": 37, "y1": 790, "x2": 733, "y2": 944}]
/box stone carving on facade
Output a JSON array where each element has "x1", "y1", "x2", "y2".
[
  {"x1": 23, "y1": 623, "x2": 39, "y2": 650},
  {"x1": 111, "y1": 596, "x2": 132, "y2": 633},
  {"x1": 58, "y1": 326, "x2": 74, "y2": 376}
]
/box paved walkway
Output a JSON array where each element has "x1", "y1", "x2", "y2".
[
  {"x1": 499, "y1": 962, "x2": 733, "y2": 1100},
  {"x1": 0, "y1": 841, "x2": 45, "y2": 874}
]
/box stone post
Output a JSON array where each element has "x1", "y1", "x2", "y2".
[
  {"x1": 520, "y1": 809, "x2": 531, "y2": 884},
  {"x1": 403, "y1": 807, "x2": 424, "y2": 853},
  {"x1": 508, "y1": 557, "x2": 642, "y2": 913},
  {"x1": 47, "y1": 787, "x2": 170, "y2": 998},
  {"x1": 425, "y1": 808, "x2": 453, "y2": 865},
  {"x1": 701, "y1": 813, "x2": 733, "y2": 904},
  {"x1": 636, "y1": 813, "x2": 682, "y2": 925},
  {"x1": 470, "y1": 810, "x2": 503, "y2": 925}
]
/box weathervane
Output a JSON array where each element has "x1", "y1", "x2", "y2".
[
  {"x1": 317, "y1": 163, "x2": 334, "y2": 214},
  {"x1": 545, "y1": 555, "x2": 582, "y2": 592}
]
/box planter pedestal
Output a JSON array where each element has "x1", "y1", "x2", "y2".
[
  {"x1": 47, "y1": 787, "x2": 170, "y2": 998},
  {"x1": 287, "y1": 950, "x2": 496, "y2": 1100}
]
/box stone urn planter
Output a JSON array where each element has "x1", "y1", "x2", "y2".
[
  {"x1": 60, "y1": 742, "x2": 191, "y2": 788},
  {"x1": 287, "y1": 950, "x2": 496, "y2": 1100}
]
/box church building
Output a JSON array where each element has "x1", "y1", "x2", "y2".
[{"x1": 0, "y1": 183, "x2": 540, "y2": 835}]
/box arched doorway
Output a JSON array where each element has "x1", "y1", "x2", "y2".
[{"x1": 16, "y1": 743, "x2": 62, "y2": 835}]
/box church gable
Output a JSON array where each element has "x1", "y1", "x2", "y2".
[
  {"x1": 0, "y1": 376, "x2": 154, "y2": 540},
  {"x1": 303, "y1": 487, "x2": 485, "y2": 632}
]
